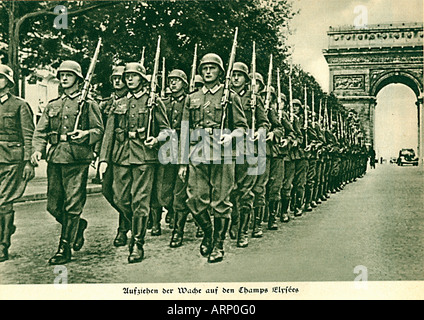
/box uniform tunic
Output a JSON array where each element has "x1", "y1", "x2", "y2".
[
  {"x1": 33, "y1": 91, "x2": 103, "y2": 219},
  {"x1": 0, "y1": 93, "x2": 34, "y2": 212},
  {"x1": 182, "y1": 84, "x2": 248, "y2": 218},
  {"x1": 100, "y1": 89, "x2": 170, "y2": 219}
]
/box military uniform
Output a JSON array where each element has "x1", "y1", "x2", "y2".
[
  {"x1": 150, "y1": 69, "x2": 191, "y2": 247},
  {"x1": 99, "y1": 62, "x2": 170, "y2": 263},
  {"x1": 230, "y1": 62, "x2": 270, "y2": 248},
  {"x1": 98, "y1": 66, "x2": 130, "y2": 247},
  {"x1": 0, "y1": 65, "x2": 35, "y2": 262},
  {"x1": 181, "y1": 53, "x2": 248, "y2": 263},
  {"x1": 32, "y1": 61, "x2": 104, "y2": 265}
]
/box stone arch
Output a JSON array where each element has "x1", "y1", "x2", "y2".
[{"x1": 370, "y1": 70, "x2": 423, "y2": 99}]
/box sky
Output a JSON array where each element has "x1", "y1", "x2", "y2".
[{"x1": 286, "y1": 0, "x2": 423, "y2": 158}]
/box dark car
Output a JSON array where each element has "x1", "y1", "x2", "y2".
[{"x1": 397, "y1": 149, "x2": 419, "y2": 166}]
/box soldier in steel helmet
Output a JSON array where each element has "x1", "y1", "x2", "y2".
[
  {"x1": 229, "y1": 62, "x2": 270, "y2": 248},
  {"x1": 150, "y1": 69, "x2": 191, "y2": 247},
  {"x1": 179, "y1": 53, "x2": 248, "y2": 263},
  {"x1": 96, "y1": 65, "x2": 130, "y2": 247},
  {"x1": 99, "y1": 62, "x2": 170, "y2": 264},
  {"x1": 31, "y1": 60, "x2": 104, "y2": 265},
  {"x1": 0, "y1": 64, "x2": 35, "y2": 262}
]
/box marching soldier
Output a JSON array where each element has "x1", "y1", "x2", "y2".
[
  {"x1": 280, "y1": 99, "x2": 304, "y2": 222},
  {"x1": 99, "y1": 62, "x2": 170, "y2": 264},
  {"x1": 230, "y1": 62, "x2": 270, "y2": 247},
  {"x1": 31, "y1": 60, "x2": 104, "y2": 265},
  {"x1": 179, "y1": 53, "x2": 248, "y2": 263},
  {"x1": 150, "y1": 69, "x2": 191, "y2": 247},
  {"x1": 97, "y1": 65, "x2": 131, "y2": 247},
  {"x1": 0, "y1": 64, "x2": 35, "y2": 262}
]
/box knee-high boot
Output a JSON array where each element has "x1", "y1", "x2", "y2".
[
  {"x1": 280, "y1": 196, "x2": 290, "y2": 223},
  {"x1": 267, "y1": 200, "x2": 279, "y2": 230},
  {"x1": 193, "y1": 211, "x2": 213, "y2": 257},
  {"x1": 49, "y1": 213, "x2": 80, "y2": 265},
  {"x1": 208, "y1": 217, "x2": 230, "y2": 263},
  {"x1": 251, "y1": 206, "x2": 264, "y2": 238},
  {"x1": 128, "y1": 216, "x2": 148, "y2": 263},
  {"x1": 237, "y1": 207, "x2": 251, "y2": 248},
  {"x1": 0, "y1": 210, "x2": 15, "y2": 262},
  {"x1": 170, "y1": 210, "x2": 189, "y2": 248},
  {"x1": 150, "y1": 207, "x2": 162, "y2": 236}
]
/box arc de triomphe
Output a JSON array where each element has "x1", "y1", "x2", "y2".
[{"x1": 323, "y1": 22, "x2": 423, "y2": 164}]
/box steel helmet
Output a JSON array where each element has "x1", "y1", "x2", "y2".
[
  {"x1": 198, "y1": 53, "x2": 225, "y2": 74},
  {"x1": 261, "y1": 85, "x2": 276, "y2": 98},
  {"x1": 56, "y1": 60, "x2": 84, "y2": 80},
  {"x1": 110, "y1": 65, "x2": 125, "y2": 82},
  {"x1": 123, "y1": 62, "x2": 149, "y2": 81},
  {"x1": 233, "y1": 62, "x2": 249, "y2": 79},
  {"x1": 249, "y1": 72, "x2": 265, "y2": 89},
  {"x1": 168, "y1": 69, "x2": 188, "y2": 86},
  {"x1": 194, "y1": 74, "x2": 204, "y2": 85},
  {"x1": 0, "y1": 64, "x2": 15, "y2": 87}
]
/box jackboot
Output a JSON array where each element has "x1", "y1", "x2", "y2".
[
  {"x1": 280, "y1": 196, "x2": 290, "y2": 223},
  {"x1": 0, "y1": 211, "x2": 15, "y2": 262},
  {"x1": 114, "y1": 212, "x2": 131, "y2": 247},
  {"x1": 170, "y1": 211, "x2": 189, "y2": 248},
  {"x1": 294, "y1": 192, "x2": 304, "y2": 217},
  {"x1": 208, "y1": 217, "x2": 230, "y2": 263},
  {"x1": 251, "y1": 206, "x2": 264, "y2": 238},
  {"x1": 49, "y1": 214, "x2": 79, "y2": 265},
  {"x1": 150, "y1": 207, "x2": 162, "y2": 236},
  {"x1": 229, "y1": 212, "x2": 239, "y2": 240},
  {"x1": 128, "y1": 216, "x2": 148, "y2": 264},
  {"x1": 193, "y1": 211, "x2": 213, "y2": 257},
  {"x1": 303, "y1": 186, "x2": 313, "y2": 212},
  {"x1": 237, "y1": 208, "x2": 251, "y2": 248},
  {"x1": 165, "y1": 207, "x2": 174, "y2": 229},
  {"x1": 73, "y1": 218, "x2": 88, "y2": 251},
  {"x1": 267, "y1": 200, "x2": 278, "y2": 230}
]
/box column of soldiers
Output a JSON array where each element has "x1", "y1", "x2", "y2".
[{"x1": 0, "y1": 37, "x2": 368, "y2": 265}]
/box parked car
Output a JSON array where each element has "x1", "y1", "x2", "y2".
[{"x1": 397, "y1": 149, "x2": 419, "y2": 166}]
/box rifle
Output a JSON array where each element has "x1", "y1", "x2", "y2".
[
  {"x1": 146, "y1": 35, "x2": 161, "y2": 141},
  {"x1": 311, "y1": 89, "x2": 316, "y2": 128},
  {"x1": 318, "y1": 98, "x2": 322, "y2": 127},
  {"x1": 220, "y1": 27, "x2": 238, "y2": 140},
  {"x1": 263, "y1": 54, "x2": 273, "y2": 114},
  {"x1": 250, "y1": 41, "x2": 257, "y2": 140},
  {"x1": 276, "y1": 67, "x2": 283, "y2": 121},
  {"x1": 289, "y1": 60, "x2": 294, "y2": 122},
  {"x1": 189, "y1": 43, "x2": 198, "y2": 93},
  {"x1": 304, "y1": 85, "x2": 308, "y2": 147},
  {"x1": 324, "y1": 98, "x2": 328, "y2": 130},
  {"x1": 161, "y1": 57, "x2": 166, "y2": 99},
  {"x1": 140, "y1": 46, "x2": 146, "y2": 68},
  {"x1": 72, "y1": 37, "x2": 102, "y2": 134}
]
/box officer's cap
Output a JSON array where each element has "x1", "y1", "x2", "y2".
[
  {"x1": 0, "y1": 64, "x2": 15, "y2": 88},
  {"x1": 56, "y1": 60, "x2": 84, "y2": 80},
  {"x1": 168, "y1": 69, "x2": 188, "y2": 86}
]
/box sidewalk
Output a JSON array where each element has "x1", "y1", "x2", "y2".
[{"x1": 15, "y1": 161, "x2": 103, "y2": 203}]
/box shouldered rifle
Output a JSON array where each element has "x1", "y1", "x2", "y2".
[
  {"x1": 304, "y1": 85, "x2": 309, "y2": 149},
  {"x1": 311, "y1": 89, "x2": 316, "y2": 128},
  {"x1": 140, "y1": 46, "x2": 146, "y2": 68},
  {"x1": 276, "y1": 67, "x2": 283, "y2": 122},
  {"x1": 288, "y1": 60, "x2": 294, "y2": 122},
  {"x1": 220, "y1": 27, "x2": 238, "y2": 139},
  {"x1": 146, "y1": 35, "x2": 161, "y2": 141},
  {"x1": 263, "y1": 54, "x2": 273, "y2": 114},
  {"x1": 72, "y1": 37, "x2": 102, "y2": 134},
  {"x1": 161, "y1": 57, "x2": 166, "y2": 99},
  {"x1": 189, "y1": 43, "x2": 198, "y2": 93},
  {"x1": 250, "y1": 41, "x2": 257, "y2": 140}
]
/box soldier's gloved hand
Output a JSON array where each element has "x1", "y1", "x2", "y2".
[
  {"x1": 144, "y1": 136, "x2": 158, "y2": 149},
  {"x1": 219, "y1": 133, "x2": 232, "y2": 146},
  {"x1": 69, "y1": 129, "x2": 89, "y2": 144},
  {"x1": 23, "y1": 162, "x2": 35, "y2": 181},
  {"x1": 178, "y1": 166, "x2": 188, "y2": 182},
  {"x1": 99, "y1": 162, "x2": 108, "y2": 180},
  {"x1": 30, "y1": 151, "x2": 42, "y2": 167}
]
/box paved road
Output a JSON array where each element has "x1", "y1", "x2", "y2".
[{"x1": 1, "y1": 164, "x2": 423, "y2": 285}]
